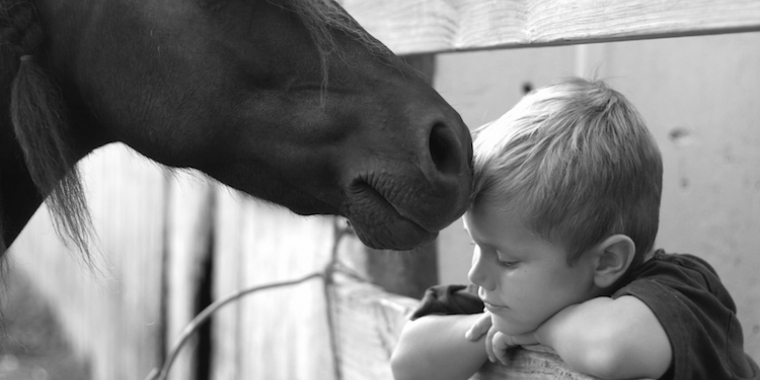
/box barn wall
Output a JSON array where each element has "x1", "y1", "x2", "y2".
[
  {"x1": 435, "y1": 32, "x2": 760, "y2": 359},
  {"x1": 209, "y1": 189, "x2": 337, "y2": 379},
  {"x1": 342, "y1": 0, "x2": 760, "y2": 55},
  {"x1": 9, "y1": 142, "x2": 382, "y2": 380},
  {"x1": 597, "y1": 32, "x2": 760, "y2": 358},
  {"x1": 9, "y1": 144, "x2": 365, "y2": 380},
  {"x1": 164, "y1": 171, "x2": 215, "y2": 380},
  {"x1": 10, "y1": 144, "x2": 167, "y2": 380}
]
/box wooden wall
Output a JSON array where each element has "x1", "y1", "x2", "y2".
[
  {"x1": 342, "y1": 0, "x2": 760, "y2": 54},
  {"x1": 10, "y1": 145, "x2": 167, "y2": 380}
]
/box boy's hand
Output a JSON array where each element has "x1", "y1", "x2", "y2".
[
  {"x1": 464, "y1": 312, "x2": 492, "y2": 341},
  {"x1": 463, "y1": 313, "x2": 500, "y2": 362},
  {"x1": 464, "y1": 312, "x2": 540, "y2": 363},
  {"x1": 490, "y1": 331, "x2": 539, "y2": 365}
]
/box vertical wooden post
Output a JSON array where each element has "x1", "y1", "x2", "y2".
[
  {"x1": 165, "y1": 172, "x2": 216, "y2": 380},
  {"x1": 366, "y1": 240, "x2": 438, "y2": 299},
  {"x1": 365, "y1": 54, "x2": 440, "y2": 299}
]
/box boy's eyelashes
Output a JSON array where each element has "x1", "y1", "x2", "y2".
[
  {"x1": 481, "y1": 246, "x2": 520, "y2": 268},
  {"x1": 469, "y1": 242, "x2": 520, "y2": 268},
  {"x1": 495, "y1": 257, "x2": 520, "y2": 268}
]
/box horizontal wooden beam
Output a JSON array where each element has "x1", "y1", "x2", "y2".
[
  {"x1": 332, "y1": 275, "x2": 599, "y2": 380},
  {"x1": 341, "y1": 0, "x2": 760, "y2": 55}
]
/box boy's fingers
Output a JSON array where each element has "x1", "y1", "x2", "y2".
[
  {"x1": 493, "y1": 333, "x2": 510, "y2": 365},
  {"x1": 464, "y1": 323, "x2": 479, "y2": 341},
  {"x1": 464, "y1": 313, "x2": 492, "y2": 341},
  {"x1": 485, "y1": 326, "x2": 498, "y2": 362},
  {"x1": 485, "y1": 332, "x2": 494, "y2": 362},
  {"x1": 492, "y1": 332, "x2": 512, "y2": 365}
]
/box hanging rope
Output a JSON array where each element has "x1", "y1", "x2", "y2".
[{"x1": 144, "y1": 218, "x2": 366, "y2": 380}]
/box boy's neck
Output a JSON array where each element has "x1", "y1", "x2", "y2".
[{"x1": 642, "y1": 249, "x2": 656, "y2": 263}]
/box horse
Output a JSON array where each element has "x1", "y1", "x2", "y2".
[{"x1": 0, "y1": 0, "x2": 473, "y2": 258}]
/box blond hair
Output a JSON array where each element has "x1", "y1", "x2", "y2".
[{"x1": 472, "y1": 78, "x2": 662, "y2": 266}]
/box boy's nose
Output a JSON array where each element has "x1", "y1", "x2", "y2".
[{"x1": 467, "y1": 248, "x2": 494, "y2": 291}]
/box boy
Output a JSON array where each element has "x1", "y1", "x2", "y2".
[{"x1": 390, "y1": 78, "x2": 759, "y2": 380}]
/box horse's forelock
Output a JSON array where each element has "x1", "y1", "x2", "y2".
[
  {"x1": 284, "y1": 0, "x2": 392, "y2": 93},
  {"x1": 2, "y1": 0, "x2": 93, "y2": 259},
  {"x1": 10, "y1": 60, "x2": 94, "y2": 259},
  {"x1": 291, "y1": 0, "x2": 382, "y2": 46}
]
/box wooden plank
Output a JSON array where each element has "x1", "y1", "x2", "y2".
[
  {"x1": 340, "y1": 0, "x2": 760, "y2": 54},
  {"x1": 164, "y1": 171, "x2": 215, "y2": 380},
  {"x1": 11, "y1": 143, "x2": 167, "y2": 380},
  {"x1": 332, "y1": 275, "x2": 600, "y2": 380},
  {"x1": 210, "y1": 192, "x2": 337, "y2": 380},
  {"x1": 332, "y1": 275, "x2": 420, "y2": 380},
  {"x1": 472, "y1": 350, "x2": 598, "y2": 380},
  {"x1": 365, "y1": 241, "x2": 438, "y2": 298}
]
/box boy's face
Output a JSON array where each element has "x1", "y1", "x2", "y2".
[{"x1": 465, "y1": 200, "x2": 599, "y2": 336}]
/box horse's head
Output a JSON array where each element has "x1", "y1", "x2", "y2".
[{"x1": 32, "y1": 0, "x2": 473, "y2": 250}]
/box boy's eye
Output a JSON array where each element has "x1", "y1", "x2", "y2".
[{"x1": 496, "y1": 258, "x2": 519, "y2": 268}]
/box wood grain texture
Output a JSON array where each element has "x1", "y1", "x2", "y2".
[
  {"x1": 332, "y1": 275, "x2": 601, "y2": 380},
  {"x1": 210, "y1": 193, "x2": 337, "y2": 380},
  {"x1": 165, "y1": 171, "x2": 215, "y2": 380},
  {"x1": 340, "y1": 0, "x2": 760, "y2": 54},
  {"x1": 332, "y1": 275, "x2": 424, "y2": 380},
  {"x1": 10, "y1": 144, "x2": 167, "y2": 380},
  {"x1": 472, "y1": 349, "x2": 598, "y2": 380}
]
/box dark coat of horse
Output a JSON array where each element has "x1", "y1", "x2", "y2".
[{"x1": 0, "y1": 0, "x2": 473, "y2": 257}]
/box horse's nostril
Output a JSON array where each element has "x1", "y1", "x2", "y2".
[{"x1": 429, "y1": 123, "x2": 461, "y2": 175}]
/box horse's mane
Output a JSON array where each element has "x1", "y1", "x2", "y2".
[
  {"x1": 1, "y1": 0, "x2": 92, "y2": 257},
  {"x1": 284, "y1": 0, "x2": 393, "y2": 92},
  {"x1": 288, "y1": 0, "x2": 386, "y2": 52}
]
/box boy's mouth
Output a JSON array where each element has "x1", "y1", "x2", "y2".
[
  {"x1": 478, "y1": 288, "x2": 509, "y2": 310},
  {"x1": 483, "y1": 300, "x2": 509, "y2": 310}
]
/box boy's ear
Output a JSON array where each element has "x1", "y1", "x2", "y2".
[{"x1": 592, "y1": 234, "x2": 636, "y2": 289}]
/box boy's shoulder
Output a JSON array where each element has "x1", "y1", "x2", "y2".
[
  {"x1": 617, "y1": 249, "x2": 729, "y2": 305},
  {"x1": 613, "y1": 249, "x2": 759, "y2": 380},
  {"x1": 646, "y1": 250, "x2": 718, "y2": 275}
]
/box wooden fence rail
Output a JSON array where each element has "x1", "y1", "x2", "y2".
[{"x1": 341, "y1": 0, "x2": 760, "y2": 54}]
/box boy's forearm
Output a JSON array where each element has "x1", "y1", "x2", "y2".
[
  {"x1": 533, "y1": 296, "x2": 671, "y2": 380},
  {"x1": 391, "y1": 314, "x2": 488, "y2": 380}
]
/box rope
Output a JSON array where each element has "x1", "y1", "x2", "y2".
[
  {"x1": 144, "y1": 272, "x2": 326, "y2": 380},
  {"x1": 144, "y1": 218, "x2": 365, "y2": 380}
]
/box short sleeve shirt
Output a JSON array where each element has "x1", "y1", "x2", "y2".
[{"x1": 412, "y1": 250, "x2": 759, "y2": 380}]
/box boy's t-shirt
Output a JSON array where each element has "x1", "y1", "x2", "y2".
[{"x1": 411, "y1": 250, "x2": 759, "y2": 380}]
